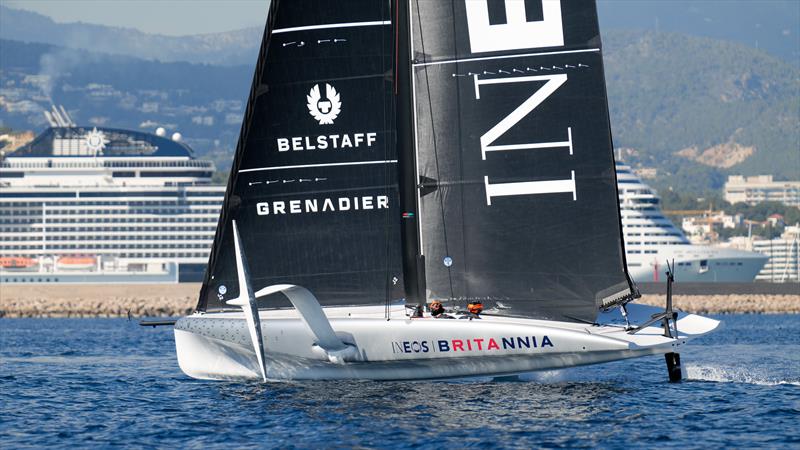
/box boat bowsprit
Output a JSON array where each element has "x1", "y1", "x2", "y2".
[{"x1": 168, "y1": 0, "x2": 721, "y2": 382}]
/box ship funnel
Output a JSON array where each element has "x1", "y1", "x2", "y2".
[
  {"x1": 44, "y1": 105, "x2": 76, "y2": 128},
  {"x1": 59, "y1": 105, "x2": 76, "y2": 127},
  {"x1": 43, "y1": 110, "x2": 58, "y2": 127},
  {"x1": 51, "y1": 105, "x2": 66, "y2": 127}
]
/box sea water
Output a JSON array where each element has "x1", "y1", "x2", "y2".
[{"x1": 1, "y1": 315, "x2": 798, "y2": 448}]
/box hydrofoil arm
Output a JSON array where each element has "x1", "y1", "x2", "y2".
[
  {"x1": 255, "y1": 284, "x2": 359, "y2": 364},
  {"x1": 225, "y1": 220, "x2": 268, "y2": 381}
]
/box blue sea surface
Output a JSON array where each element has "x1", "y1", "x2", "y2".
[{"x1": 1, "y1": 314, "x2": 798, "y2": 449}]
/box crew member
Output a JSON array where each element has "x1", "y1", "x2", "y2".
[
  {"x1": 429, "y1": 300, "x2": 445, "y2": 317},
  {"x1": 467, "y1": 302, "x2": 483, "y2": 317}
]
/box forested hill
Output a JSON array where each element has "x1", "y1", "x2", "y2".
[
  {"x1": 603, "y1": 30, "x2": 799, "y2": 192},
  {"x1": 1, "y1": 30, "x2": 797, "y2": 193}
]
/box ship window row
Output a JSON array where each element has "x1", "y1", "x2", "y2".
[
  {"x1": 1, "y1": 160, "x2": 213, "y2": 169},
  {"x1": 139, "y1": 171, "x2": 213, "y2": 178},
  {"x1": 1, "y1": 217, "x2": 217, "y2": 224},
  {"x1": 3, "y1": 251, "x2": 208, "y2": 258},
  {"x1": 103, "y1": 161, "x2": 213, "y2": 168},
  {"x1": 5, "y1": 234, "x2": 212, "y2": 242},
  {"x1": 1, "y1": 208, "x2": 219, "y2": 216},
  {"x1": 0, "y1": 226, "x2": 216, "y2": 233},
  {"x1": 0, "y1": 191, "x2": 217, "y2": 199},
  {"x1": 627, "y1": 250, "x2": 658, "y2": 254},
  {"x1": 623, "y1": 224, "x2": 674, "y2": 229},
  {"x1": 4, "y1": 243, "x2": 211, "y2": 250},
  {"x1": 1, "y1": 200, "x2": 221, "y2": 207},
  {"x1": 627, "y1": 241, "x2": 686, "y2": 246},
  {"x1": 0, "y1": 192, "x2": 175, "y2": 199}
]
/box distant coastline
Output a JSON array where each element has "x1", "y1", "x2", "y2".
[{"x1": 0, "y1": 284, "x2": 798, "y2": 318}]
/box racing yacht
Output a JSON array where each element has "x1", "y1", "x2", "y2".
[{"x1": 166, "y1": 0, "x2": 719, "y2": 382}]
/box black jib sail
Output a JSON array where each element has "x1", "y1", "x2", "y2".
[
  {"x1": 407, "y1": 0, "x2": 634, "y2": 322},
  {"x1": 198, "y1": 0, "x2": 403, "y2": 310}
]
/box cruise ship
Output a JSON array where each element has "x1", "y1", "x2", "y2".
[
  {"x1": 0, "y1": 108, "x2": 225, "y2": 284},
  {"x1": 616, "y1": 162, "x2": 767, "y2": 282},
  {"x1": 0, "y1": 108, "x2": 768, "y2": 284}
]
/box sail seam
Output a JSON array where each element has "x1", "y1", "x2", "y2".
[
  {"x1": 239, "y1": 160, "x2": 398, "y2": 173},
  {"x1": 415, "y1": 0, "x2": 455, "y2": 300},
  {"x1": 413, "y1": 48, "x2": 600, "y2": 67},
  {"x1": 273, "y1": 21, "x2": 392, "y2": 34}
]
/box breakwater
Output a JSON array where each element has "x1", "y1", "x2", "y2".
[
  {"x1": 0, "y1": 284, "x2": 798, "y2": 318},
  {"x1": 0, "y1": 284, "x2": 200, "y2": 318}
]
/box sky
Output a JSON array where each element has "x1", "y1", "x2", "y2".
[
  {"x1": 2, "y1": 0, "x2": 798, "y2": 63},
  {"x1": 1, "y1": 0, "x2": 268, "y2": 36}
]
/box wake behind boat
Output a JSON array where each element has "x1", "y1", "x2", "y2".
[{"x1": 168, "y1": 0, "x2": 720, "y2": 382}]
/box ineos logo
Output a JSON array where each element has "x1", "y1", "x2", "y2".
[{"x1": 464, "y1": 0, "x2": 564, "y2": 53}]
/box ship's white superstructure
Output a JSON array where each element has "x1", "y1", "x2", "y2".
[
  {"x1": 0, "y1": 123, "x2": 224, "y2": 283},
  {"x1": 616, "y1": 162, "x2": 767, "y2": 282}
]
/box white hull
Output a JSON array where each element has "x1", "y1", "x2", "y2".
[
  {"x1": 174, "y1": 303, "x2": 720, "y2": 381},
  {"x1": 616, "y1": 162, "x2": 767, "y2": 283},
  {"x1": 627, "y1": 245, "x2": 767, "y2": 283}
]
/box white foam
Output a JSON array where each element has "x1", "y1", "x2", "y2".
[{"x1": 686, "y1": 364, "x2": 800, "y2": 386}]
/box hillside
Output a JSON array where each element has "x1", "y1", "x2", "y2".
[
  {"x1": 4, "y1": 2, "x2": 797, "y2": 67},
  {"x1": 0, "y1": 5, "x2": 261, "y2": 66},
  {"x1": 0, "y1": 39, "x2": 251, "y2": 167},
  {"x1": 604, "y1": 31, "x2": 800, "y2": 192},
  {"x1": 1, "y1": 30, "x2": 798, "y2": 191}
]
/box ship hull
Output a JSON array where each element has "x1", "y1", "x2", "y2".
[
  {"x1": 627, "y1": 246, "x2": 767, "y2": 283},
  {"x1": 174, "y1": 303, "x2": 720, "y2": 381}
]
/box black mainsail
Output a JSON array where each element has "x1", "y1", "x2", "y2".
[
  {"x1": 407, "y1": 0, "x2": 634, "y2": 322},
  {"x1": 198, "y1": 0, "x2": 634, "y2": 324},
  {"x1": 172, "y1": 0, "x2": 722, "y2": 385},
  {"x1": 198, "y1": 0, "x2": 403, "y2": 310}
]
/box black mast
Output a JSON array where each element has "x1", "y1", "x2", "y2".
[{"x1": 394, "y1": 0, "x2": 426, "y2": 308}]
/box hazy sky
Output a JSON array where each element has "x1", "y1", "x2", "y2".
[
  {"x1": 1, "y1": 0, "x2": 268, "y2": 36},
  {"x1": 2, "y1": 0, "x2": 798, "y2": 42}
]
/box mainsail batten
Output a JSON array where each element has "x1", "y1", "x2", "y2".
[
  {"x1": 198, "y1": 0, "x2": 404, "y2": 311},
  {"x1": 408, "y1": 0, "x2": 634, "y2": 322}
]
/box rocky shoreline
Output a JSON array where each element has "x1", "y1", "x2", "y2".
[{"x1": 0, "y1": 284, "x2": 798, "y2": 318}]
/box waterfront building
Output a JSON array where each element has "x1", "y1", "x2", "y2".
[
  {"x1": 681, "y1": 211, "x2": 743, "y2": 244},
  {"x1": 752, "y1": 225, "x2": 800, "y2": 283},
  {"x1": 724, "y1": 175, "x2": 800, "y2": 207}
]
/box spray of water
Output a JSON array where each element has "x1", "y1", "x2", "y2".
[{"x1": 686, "y1": 364, "x2": 800, "y2": 386}]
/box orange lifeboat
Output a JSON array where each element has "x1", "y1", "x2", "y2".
[
  {"x1": 0, "y1": 257, "x2": 38, "y2": 270},
  {"x1": 56, "y1": 255, "x2": 97, "y2": 270}
]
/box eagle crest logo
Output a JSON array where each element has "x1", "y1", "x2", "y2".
[{"x1": 306, "y1": 83, "x2": 341, "y2": 125}]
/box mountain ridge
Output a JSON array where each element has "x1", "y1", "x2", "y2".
[
  {"x1": 603, "y1": 30, "x2": 799, "y2": 191},
  {"x1": 0, "y1": 5, "x2": 262, "y2": 66},
  {"x1": 1, "y1": 28, "x2": 797, "y2": 192}
]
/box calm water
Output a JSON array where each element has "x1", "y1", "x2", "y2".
[{"x1": 1, "y1": 315, "x2": 798, "y2": 449}]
